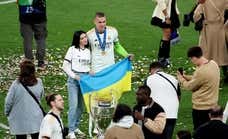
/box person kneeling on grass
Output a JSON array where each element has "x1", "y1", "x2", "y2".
[
  {"x1": 104, "y1": 103, "x2": 144, "y2": 139},
  {"x1": 133, "y1": 85, "x2": 166, "y2": 139},
  {"x1": 39, "y1": 94, "x2": 65, "y2": 139}
]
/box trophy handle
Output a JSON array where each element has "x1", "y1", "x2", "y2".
[{"x1": 89, "y1": 94, "x2": 95, "y2": 119}]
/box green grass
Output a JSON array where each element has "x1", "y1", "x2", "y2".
[{"x1": 0, "y1": 0, "x2": 227, "y2": 138}]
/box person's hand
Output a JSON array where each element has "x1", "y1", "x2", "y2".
[
  {"x1": 134, "y1": 111, "x2": 144, "y2": 120},
  {"x1": 127, "y1": 54, "x2": 134, "y2": 61},
  {"x1": 177, "y1": 71, "x2": 185, "y2": 81},
  {"x1": 89, "y1": 70, "x2": 95, "y2": 76},
  {"x1": 165, "y1": 18, "x2": 171, "y2": 24},
  {"x1": 75, "y1": 75, "x2": 80, "y2": 81}
]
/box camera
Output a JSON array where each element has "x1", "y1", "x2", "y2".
[{"x1": 178, "y1": 67, "x2": 183, "y2": 75}]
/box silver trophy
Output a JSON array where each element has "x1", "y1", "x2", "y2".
[{"x1": 89, "y1": 90, "x2": 117, "y2": 139}]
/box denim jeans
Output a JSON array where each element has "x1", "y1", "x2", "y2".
[{"x1": 67, "y1": 74, "x2": 85, "y2": 132}]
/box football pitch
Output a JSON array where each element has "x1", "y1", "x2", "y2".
[{"x1": 0, "y1": 0, "x2": 227, "y2": 138}]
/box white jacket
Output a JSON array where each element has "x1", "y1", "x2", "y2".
[{"x1": 152, "y1": 0, "x2": 180, "y2": 22}]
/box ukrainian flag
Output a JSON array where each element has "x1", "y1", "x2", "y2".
[{"x1": 79, "y1": 58, "x2": 132, "y2": 112}]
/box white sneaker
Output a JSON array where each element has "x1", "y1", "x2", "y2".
[
  {"x1": 75, "y1": 128, "x2": 86, "y2": 136},
  {"x1": 68, "y1": 132, "x2": 76, "y2": 139}
]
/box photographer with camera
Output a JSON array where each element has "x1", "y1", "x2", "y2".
[
  {"x1": 193, "y1": 0, "x2": 228, "y2": 83},
  {"x1": 177, "y1": 46, "x2": 220, "y2": 131},
  {"x1": 150, "y1": 0, "x2": 180, "y2": 68}
]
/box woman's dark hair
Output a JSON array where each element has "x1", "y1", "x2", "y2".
[
  {"x1": 187, "y1": 46, "x2": 203, "y2": 58},
  {"x1": 113, "y1": 104, "x2": 132, "y2": 123},
  {"x1": 71, "y1": 30, "x2": 89, "y2": 49},
  {"x1": 19, "y1": 59, "x2": 37, "y2": 86},
  {"x1": 45, "y1": 93, "x2": 58, "y2": 107},
  {"x1": 177, "y1": 130, "x2": 192, "y2": 139}
]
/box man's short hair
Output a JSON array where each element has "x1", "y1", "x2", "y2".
[
  {"x1": 149, "y1": 62, "x2": 162, "y2": 71},
  {"x1": 210, "y1": 105, "x2": 224, "y2": 118},
  {"x1": 187, "y1": 46, "x2": 203, "y2": 58},
  {"x1": 46, "y1": 93, "x2": 58, "y2": 107},
  {"x1": 177, "y1": 130, "x2": 192, "y2": 139},
  {"x1": 95, "y1": 12, "x2": 105, "y2": 18},
  {"x1": 138, "y1": 85, "x2": 151, "y2": 97}
]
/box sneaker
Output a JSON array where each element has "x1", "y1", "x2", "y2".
[
  {"x1": 158, "y1": 58, "x2": 170, "y2": 68},
  {"x1": 68, "y1": 132, "x2": 76, "y2": 139},
  {"x1": 75, "y1": 128, "x2": 86, "y2": 137},
  {"x1": 37, "y1": 61, "x2": 47, "y2": 71}
]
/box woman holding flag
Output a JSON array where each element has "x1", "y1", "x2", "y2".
[{"x1": 62, "y1": 30, "x2": 91, "y2": 139}]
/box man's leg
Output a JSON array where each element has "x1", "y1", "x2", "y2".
[
  {"x1": 33, "y1": 22, "x2": 47, "y2": 67},
  {"x1": 20, "y1": 22, "x2": 34, "y2": 60},
  {"x1": 163, "y1": 119, "x2": 176, "y2": 139},
  {"x1": 192, "y1": 109, "x2": 210, "y2": 130}
]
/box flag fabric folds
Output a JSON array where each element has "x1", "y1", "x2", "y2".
[{"x1": 79, "y1": 58, "x2": 132, "y2": 112}]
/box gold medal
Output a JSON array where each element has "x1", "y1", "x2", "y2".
[{"x1": 101, "y1": 51, "x2": 106, "y2": 55}]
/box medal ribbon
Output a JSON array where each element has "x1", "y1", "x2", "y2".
[{"x1": 95, "y1": 28, "x2": 107, "y2": 51}]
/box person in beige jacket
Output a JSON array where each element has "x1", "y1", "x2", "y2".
[
  {"x1": 177, "y1": 46, "x2": 220, "y2": 131},
  {"x1": 193, "y1": 0, "x2": 228, "y2": 82},
  {"x1": 151, "y1": 0, "x2": 180, "y2": 67},
  {"x1": 104, "y1": 104, "x2": 144, "y2": 139}
]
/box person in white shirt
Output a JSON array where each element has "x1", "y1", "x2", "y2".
[
  {"x1": 145, "y1": 62, "x2": 180, "y2": 139},
  {"x1": 87, "y1": 12, "x2": 133, "y2": 73},
  {"x1": 151, "y1": 0, "x2": 180, "y2": 67},
  {"x1": 62, "y1": 30, "x2": 90, "y2": 139},
  {"x1": 87, "y1": 12, "x2": 133, "y2": 137},
  {"x1": 39, "y1": 93, "x2": 64, "y2": 139}
]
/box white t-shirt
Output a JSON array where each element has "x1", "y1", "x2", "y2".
[
  {"x1": 39, "y1": 114, "x2": 63, "y2": 139},
  {"x1": 87, "y1": 26, "x2": 119, "y2": 73},
  {"x1": 146, "y1": 71, "x2": 179, "y2": 119},
  {"x1": 64, "y1": 46, "x2": 91, "y2": 72}
]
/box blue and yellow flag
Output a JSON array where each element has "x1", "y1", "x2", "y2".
[{"x1": 79, "y1": 58, "x2": 132, "y2": 112}]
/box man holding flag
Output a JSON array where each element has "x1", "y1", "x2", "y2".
[{"x1": 86, "y1": 12, "x2": 133, "y2": 137}]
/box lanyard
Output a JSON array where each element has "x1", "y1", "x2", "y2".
[{"x1": 95, "y1": 28, "x2": 107, "y2": 51}]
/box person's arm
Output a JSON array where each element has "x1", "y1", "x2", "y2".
[
  {"x1": 62, "y1": 60, "x2": 80, "y2": 80},
  {"x1": 4, "y1": 81, "x2": 16, "y2": 116},
  {"x1": 114, "y1": 41, "x2": 128, "y2": 57},
  {"x1": 178, "y1": 70, "x2": 203, "y2": 91},
  {"x1": 193, "y1": 4, "x2": 204, "y2": 22},
  {"x1": 156, "y1": 0, "x2": 167, "y2": 16},
  {"x1": 39, "y1": 117, "x2": 53, "y2": 139},
  {"x1": 62, "y1": 47, "x2": 80, "y2": 80},
  {"x1": 143, "y1": 112, "x2": 166, "y2": 134},
  {"x1": 183, "y1": 74, "x2": 193, "y2": 81}
]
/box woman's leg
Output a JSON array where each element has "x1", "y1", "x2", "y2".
[
  {"x1": 67, "y1": 77, "x2": 79, "y2": 133},
  {"x1": 158, "y1": 28, "x2": 171, "y2": 67}
]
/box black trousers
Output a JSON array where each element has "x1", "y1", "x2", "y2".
[
  {"x1": 163, "y1": 119, "x2": 176, "y2": 139},
  {"x1": 192, "y1": 109, "x2": 210, "y2": 130},
  {"x1": 16, "y1": 133, "x2": 39, "y2": 139}
]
